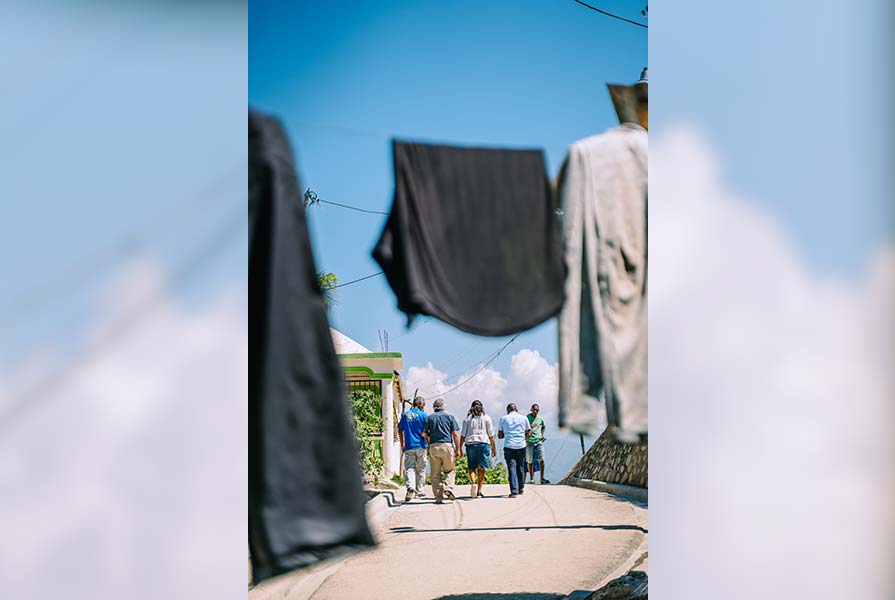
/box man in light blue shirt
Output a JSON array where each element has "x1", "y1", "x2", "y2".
[{"x1": 497, "y1": 403, "x2": 531, "y2": 497}]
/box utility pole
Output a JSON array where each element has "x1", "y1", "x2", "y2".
[{"x1": 579, "y1": 433, "x2": 586, "y2": 455}]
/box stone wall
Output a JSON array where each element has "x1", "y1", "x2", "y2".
[{"x1": 563, "y1": 429, "x2": 648, "y2": 488}]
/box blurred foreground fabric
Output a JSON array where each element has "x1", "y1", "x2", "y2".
[
  {"x1": 557, "y1": 124, "x2": 648, "y2": 441},
  {"x1": 373, "y1": 141, "x2": 564, "y2": 336},
  {"x1": 248, "y1": 110, "x2": 373, "y2": 582}
]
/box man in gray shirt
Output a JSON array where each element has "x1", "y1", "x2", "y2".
[{"x1": 422, "y1": 398, "x2": 461, "y2": 504}]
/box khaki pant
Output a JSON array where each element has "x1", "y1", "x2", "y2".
[{"x1": 428, "y1": 443, "x2": 456, "y2": 500}]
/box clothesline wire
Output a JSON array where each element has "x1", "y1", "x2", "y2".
[
  {"x1": 317, "y1": 198, "x2": 389, "y2": 215},
  {"x1": 571, "y1": 0, "x2": 648, "y2": 28},
  {"x1": 266, "y1": 154, "x2": 390, "y2": 217},
  {"x1": 305, "y1": 188, "x2": 390, "y2": 216},
  {"x1": 328, "y1": 271, "x2": 384, "y2": 289}
]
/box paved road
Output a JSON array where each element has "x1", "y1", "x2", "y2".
[{"x1": 251, "y1": 484, "x2": 647, "y2": 600}]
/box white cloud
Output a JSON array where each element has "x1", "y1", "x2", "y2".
[
  {"x1": 404, "y1": 349, "x2": 555, "y2": 426},
  {"x1": 0, "y1": 259, "x2": 247, "y2": 600},
  {"x1": 650, "y1": 126, "x2": 895, "y2": 599},
  {"x1": 403, "y1": 348, "x2": 595, "y2": 480}
]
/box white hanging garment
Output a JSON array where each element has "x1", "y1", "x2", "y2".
[{"x1": 557, "y1": 124, "x2": 648, "y2": 441}]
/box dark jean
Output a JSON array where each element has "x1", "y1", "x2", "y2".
[{"x1": 503, "y1": 446, "x2": 527, "y2": 494}]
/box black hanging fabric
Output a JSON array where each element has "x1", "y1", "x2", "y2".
[
  {"x1": 373, "y1": 141, "x2": 565, "y2": 337},
  {"x1": 248, "y1": 109, "x2": 373, "y2": 583}
]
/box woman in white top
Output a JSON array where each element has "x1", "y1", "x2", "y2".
[{"x1": 459, "y1": 400, "x2": 497, "y2": 498}]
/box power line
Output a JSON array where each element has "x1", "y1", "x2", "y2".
[
  {"x1": 328, "y1": 271, "x2": 384, "y2": 289},
  {"x1": 413, "y1": 337, "x2": 512, "y2": 394},
  {"x1": 436, "y1": 333, "x2": 522, "y2": 398},
  {"x1": 406, "y1": 339, "x2": 485, "y2": 393},
  {"x1": 571, "y1": 0, "x2": 648, "y2": 28},
  {"x1": 440, "y1": 340, "x2": 486, "y2": 371},
  {"x1": 303, "y1": 188, "x2": 389, "y2": 216},
  {"x1": 391, "y1": 317, "x2": 433, "y2": 341}
]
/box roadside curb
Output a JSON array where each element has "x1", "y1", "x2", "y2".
[
  {"x1": 249, "y1": 493, "x2": 401, "y2": 600},
  {"x1": 365, "y1": 490, "x2": 401, "y2": 540},
  {"x1": 563, "y1": 478, "x2": 648, "y2": 503}
]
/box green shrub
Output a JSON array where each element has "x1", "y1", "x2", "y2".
[
  {"x1": 349, "y1": 389, "x2": 383, "y2": 479},
  {"x1": 452, "y1": 454, "x2": 509, "y2": 485}
]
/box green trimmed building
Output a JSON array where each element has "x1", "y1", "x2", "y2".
[{"x1": 331, "y1": 329, "x2": 404, "y2": 478}]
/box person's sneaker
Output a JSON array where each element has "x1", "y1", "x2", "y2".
[
  {"x1": 404, "y1": 490, "x2": 415, "y2": 502},
  {"x1": 540, "y1": 478, "x2": 550, "y2": 485},
  {"x1": 444, "y1": 490, "x2": 456, "y2": 501},
  {"x1": 434, "y1": 499, "x2": 444, "y2": 505},
  {"x1": 470, "y1": 484, "x2": 477, "y2": 497},
  {"x1": 476, "y1": 492, "x2": 485, "y2": 499},
  {"x1": 417, "y1": 491, "x2": 427, "y2": 499},
  {"x1": 508, "y1": 492, "x2": 517, "y2": 498}
]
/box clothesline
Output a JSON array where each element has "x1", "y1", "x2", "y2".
[
  {"x1": 328, "y1": 271, "x2": 384, "y2": 289},
  {"x1": 571, "y1": 0, "x2": 648, "y2": 29},
  {"x1": 304, "y1": 188, "x2": 389, "y2": 216}
]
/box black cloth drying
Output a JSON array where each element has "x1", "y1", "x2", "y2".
[
  {"x1": 249, "y1": 109, "x2": 373, "y2": 583},
  {"x1": 373, "y1": 141, "x2": 564, "y2": 337}
]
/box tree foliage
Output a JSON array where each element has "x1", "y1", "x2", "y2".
[
  {"x1": 453, "y1": 454, "x2": 509, "y2": 485},
  {"x1": 349, "y1": 389, "x2": 383, "y2": 479},
  {"x1": 317, "y1": 272, "x2": 338, "y2": 310}
]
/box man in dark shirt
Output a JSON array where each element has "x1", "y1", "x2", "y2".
[{"x1": 422, "y1": 398, "x2": 461, "y2": 504}]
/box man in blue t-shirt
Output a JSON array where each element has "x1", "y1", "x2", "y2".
[{"x1": 398, "y1": 396, "x2": 428, "y2": 501}]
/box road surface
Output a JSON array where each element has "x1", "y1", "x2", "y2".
[{"x1": 251, "y1": 483, "x2": 647, "y2": 600}]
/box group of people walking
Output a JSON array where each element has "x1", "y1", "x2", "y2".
[{"x1": 397, "y1": 396, "x2": 549, "y2": 504}]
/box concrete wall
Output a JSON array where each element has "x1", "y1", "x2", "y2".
[
  {"x1": 563, "y1": 428, "x2": 648, "y2": 488},
  {"x1": 381, "y1": 379, "x2": 402, "y2": 478}
]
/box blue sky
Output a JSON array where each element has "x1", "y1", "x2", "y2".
[
  {"x1": 250, "y1": 0, "x2": 648, "y2": 374},
  {"x1": 0, "y1": 2, "x2": 247, "y2": 364},
  {"x1": 651, "y1": 0, "x2": 894, "y2": 278}
]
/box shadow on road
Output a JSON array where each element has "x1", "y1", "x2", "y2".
[
  {"x1": 389, "y1": 524, "x2": 647, "y2": 534},
  {"x1": 433, "y1": 594, "x2": 564, "y2": 600}
]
